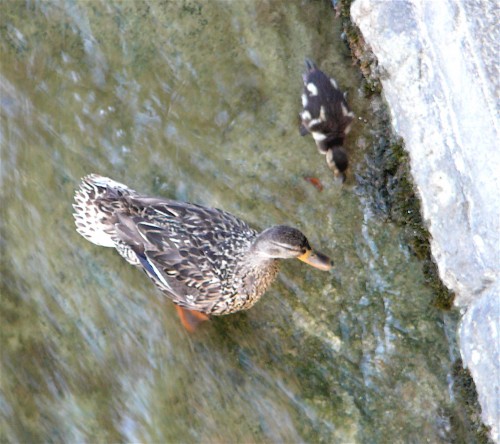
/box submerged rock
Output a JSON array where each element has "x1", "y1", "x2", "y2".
[{"x1": 351, "y1": 0, "x2": 500, "y2": 441}]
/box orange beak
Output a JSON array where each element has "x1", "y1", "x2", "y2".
[{"x1": 297, "y1": 249, "x2": 333, "y2": 271}]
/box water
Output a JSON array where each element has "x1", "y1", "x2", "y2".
[{"x1": 1, "y1": 1, "x2": 469, "y2": 442}]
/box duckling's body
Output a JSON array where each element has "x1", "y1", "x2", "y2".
[
  {"x1": 73, "y1": 175, "x2": 332, "y2": 323},
  {"x1": 299, "y1": 59, "x2": 354, "y2": 181}
]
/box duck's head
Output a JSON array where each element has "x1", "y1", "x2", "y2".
[
  {"x1": 251, "y1": 225, "x2": 333, "y2": 271},
  {"x1": 326, "y1": 147, "x2": 348, "y2": 183}
]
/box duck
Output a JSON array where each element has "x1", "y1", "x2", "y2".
[
  {"x1": 73, "y1": 174, "x2": 333, "y2": 331},
  {"x1": 299, "y1": 59, "x2": 355, "y2": 182}
]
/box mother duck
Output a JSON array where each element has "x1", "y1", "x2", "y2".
[{"x1": 73, "y1": 175, "x2": 333, "y2": 330}]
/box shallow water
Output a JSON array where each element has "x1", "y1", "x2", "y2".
[{"x1": 1, "y1": 1, "x2": 468, "y2": 442}]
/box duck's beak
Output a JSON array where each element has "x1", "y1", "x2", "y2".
[{"x1": 297, "y1": 249, "x2": 333, "y2": 271}]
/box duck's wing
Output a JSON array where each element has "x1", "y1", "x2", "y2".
[
  {"x1": 114, "y1": 198, "x2": 256, "y2": 313},
  {"x1": 130, "y1": 197, "x2": 254, "y2": 241},
  {"x1": 114, "y1": 213, "x2": 223, "y2": 312}
]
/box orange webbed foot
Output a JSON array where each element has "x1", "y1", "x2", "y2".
[
  {"x1": 303, "y1": 176, "x2": 324, "y2": 192},
  {"x1": 175, "y1": 305, "x2": 210, "y2": 332}
]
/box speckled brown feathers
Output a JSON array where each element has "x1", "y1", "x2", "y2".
[
  {"x1": 74, "y1": 175, "x2": 333, "y2": 318},
  {"x1": 73, "y1": 175, "x2": 282, "y2": 315}
]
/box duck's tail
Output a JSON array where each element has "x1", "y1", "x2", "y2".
[
  {"x1": 303, "y1": 58, "x2": 318, "y2": 83},
  {"x1": 73, "y1": 174, "x2": 133, "y2": 247},
  {"x1": 304, "y1": 58, "x2": 317, "y2": 72}
]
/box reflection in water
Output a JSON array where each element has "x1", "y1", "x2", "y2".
[{"x1": 1, "y1": 1, "x2": 465, "y2": 442}]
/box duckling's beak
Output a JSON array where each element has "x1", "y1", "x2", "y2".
[{"x1": 297, "y1": 249, "x2": 333, "y2": 271}]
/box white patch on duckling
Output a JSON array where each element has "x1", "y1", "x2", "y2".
[
  {"x1": 306, "y1": 82, "x2": 318, "y2": 96},
  {"x1": 341, "y1": 103, "x2": 349, "y2": 116},
  {"x1": 341, "y1": 103, "x2": 355, "y2": 118},
  {"x1": 319, "y1": 106, "x2": 327, "y2": 122},
  {"x1": 301, "y1": 110, "x2": 312, "y2": 121},
  {"x1": 330, "y1": 77, "x2": 338, "y2": 89},
  {"x1": 312, "y1": 132, "x2": 327, "y2": 142},
  {"x1": 301, "y1": 93, "x2": 308, "y2": 107},
  {"x1": 308, "y1": 117, "x2": 322, "y2": 127}
]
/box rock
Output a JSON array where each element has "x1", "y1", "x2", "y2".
[
  {"x1": 351, "y1": 0, "x2": 500, "y2": 441},
  {"x1": 460, "y1": 286, "x2": 500, "y2": 442}
]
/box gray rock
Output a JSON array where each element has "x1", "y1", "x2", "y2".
[
  {"x1": 351, "y1": 0, "x2": 500, "y2": 441},
  {"x1": 460, "y1": 286, "x2": 500, "y2": 442}
]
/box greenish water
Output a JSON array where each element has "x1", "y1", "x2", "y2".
[{"x1": 1, "y1": 1, "x2": 469, "y2": 443}]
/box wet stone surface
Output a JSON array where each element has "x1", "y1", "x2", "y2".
[
  {"x1": 351, "y1": 0, "x2": 499, "y2": 441},
  {"x1": 0, "y1": 1, "x2": 479, "y2": 442}
]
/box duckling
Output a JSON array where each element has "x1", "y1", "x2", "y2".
[
  {"x1": 299, "y1": 59, "x2": 354, "y2": 182},
  {"x1": 73, "y1": 175, "x2": 333, "y2": 331}
]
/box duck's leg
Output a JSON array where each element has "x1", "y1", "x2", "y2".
[{"x1": 175, "y1": 305, "x2": 209, "y2": 332}]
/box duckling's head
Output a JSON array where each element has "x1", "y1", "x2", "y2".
[
  {"x1": 326, "y1": 147, "x2": 348, "y2": 183},
  {"x1": 251, "y1": 225, "x2": 333, "y2": 270}
]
